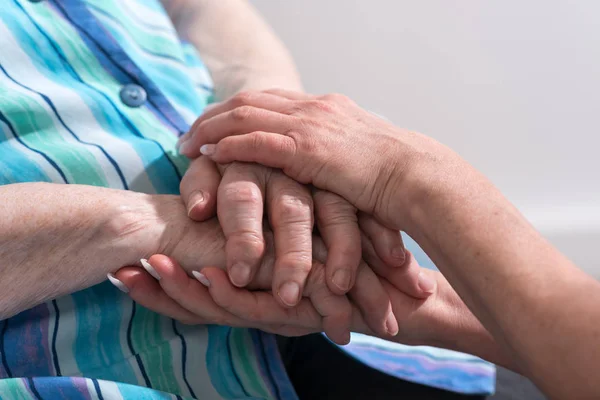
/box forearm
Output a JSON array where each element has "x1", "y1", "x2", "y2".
[
  {"x1": 0, "y1": 183, "x2": 159, "y2": 319},
  {"x1": 163, "y1": 0, "x2": 302, "y2": 99},
  {"x1": 402, "y1": 156, "x2": 600, "y2": 397}
]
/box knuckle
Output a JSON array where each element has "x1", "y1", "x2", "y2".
[
  {"x1": 322, "y1": 93, "x2": 351, "y2": 105},
  {"x1": 275, "y1": 194, "x2": 312, "y2": 221},
  {"x1": 231, "y1": 91, "x2": 255, "y2": 107},
  {"x1": 229, "y1": 230, "x2": 265, "y2": 254},
  {"x1": 249, "y1": 131, "x2": 268, "y2": 150},
  {"x1": 287, "y1": 129, "x2": 317, "y2": 155},
  {"x1": 230, "y1": 105, "x2": 255, "y2": 122},
  {"x1": 305, "y1": 99, "x2": 334, "y2": 113},
  {"x1": 281, "y1": 251, "x2": 313, "y2": 268},
  {"x1": 222, "y1": 184, "x2": 262, "y2": 206}
]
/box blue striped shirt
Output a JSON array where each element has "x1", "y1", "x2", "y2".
[{"x1": 0, "y1": 0, "x2": 495, "y2": 398}]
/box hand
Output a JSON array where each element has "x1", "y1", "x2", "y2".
[
  {"x1": 116, "y1": 251, "x2": 460, "y2": 349},
  {"x1": 115, "y1": 232, "x2": 402, "y2": 344},
  {"x1": 178, "y1": 89, "x2": 455, "y2": 231},
  {"x1": 178, "y1": 97, "x2": 434, "y2": 302}
]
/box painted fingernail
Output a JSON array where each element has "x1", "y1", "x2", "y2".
[
  {"x1": 332, "y1": 269, "x2": 352, "y2": 292},
  {"x1": 278, "y1": 281, "x2": 300, "y2": 307},
  {"x1": 187, "y1": 190, "x2": 205, "y2": 216},
  {"x1": 107, "y1": 273, "x2": 129, "y2": 293},
  {"x1": 391, "y1": 247, "x2": 406, "y2": 264},
  {"x1": 386, "y1": 312, "x2": 399, "y2": 336},
  {"x1": 229, "y1": 263, "x2": 251, "y2": 287},
  {"x1": 140, "y1": 258, "x2": 160, "y2": 280},
  {"x1": 192, "y1": 271, "x2": 211, "y2": 287},
  {"x1": 200, "y1": 144, "x2": 216, "y2": 156},
  {"x1": 418, "y1": 271, "x2": 437, "y2": 293}
]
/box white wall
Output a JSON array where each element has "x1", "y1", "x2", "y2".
[{"x1": 252, "y1": 0, "x2": 600, "y2": 276}]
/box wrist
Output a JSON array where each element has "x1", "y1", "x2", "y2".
[
  {"x1": 102, "y1": 191, "x2": 173, "y2": 267},
  {"x1": 393, "y1": 140, "x2": 480, "y2": 233},
  {"x1": 415, "y1": 275, "x2": 521, "y2": 371},
  {"x1": 108, "y1": 192, "x2": 227, "y2": 274}
]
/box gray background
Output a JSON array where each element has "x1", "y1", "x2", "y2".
[{"x1": 251, "y1": 0, "x2": 600, "y2": 279}]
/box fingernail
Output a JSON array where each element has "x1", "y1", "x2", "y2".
[
  {"x1": 200, "y1": 144, "x2": 216, "y2": 156},
  {"x1": 140, "y1": 258, "x2": 160, "y2": 280},
  {"x1": 107, "y1": 273, "x2": 129, "y2": 293},
  {"x1": 176, "y1": 134, "x2": 187, "y2": 150},
  {"x1": 229, "y1": 263, "x2": 251, "y2": 287},
  {"x1": 391, "y1": 247, "x2": 406, "y2": 264},
  {"x1": 418, "y1": 271, "x2": 437, "y2": 293},
  {"x1": 341, "y1": 331, "x2": 351, "y2": 345},
  {"x1": 386, "y1": 312, "x2": 399, "y2": 336},
  {"x1": 278, "y1": 281, "x2": 300, "y2": 307},
  {"x1": 192, "y1": 271, "x2": 211, "y2": 287},
  {"x1": 332, "y1": 269, "x2": 352, "y2": 292},
  {"x1": 187, "y1": 190, "x2": 205, "y2": 216},
  {"x1": 178, "y1": 139, "x2": 192, "y2": 155}
]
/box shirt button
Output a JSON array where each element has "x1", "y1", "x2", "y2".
[{"x1": 120, "y1": 84, "x2": 147, "y2": 108}]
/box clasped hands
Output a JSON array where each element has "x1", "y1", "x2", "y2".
[{"x1": 114, "y1": 90, "x2": 438, "y2": 345}]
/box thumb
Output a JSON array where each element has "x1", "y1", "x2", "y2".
[{"x1": 179, "y1": 156, "x2": 221, "y2": 221}]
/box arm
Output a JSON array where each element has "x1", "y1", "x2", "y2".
[
  {"x1": 0, "y1": 183, "x2": 158, "y2": 318},
  {"x1": 402, "y1": 159, "x2": 600, "y2": 398},
  {"x1": 161, "y1": 0, "x2": 303, "y2": 99}
]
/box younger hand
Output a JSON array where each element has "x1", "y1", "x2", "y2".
[
  {"x1": 115, "y1": 251, "x2": 444, "y2": 347},
  {"x1": 179, "y1": 89, "x2": 453, "y2": 230},
  {"x1": 178, "y1": 105, "x2": 434, "y2": 304}
]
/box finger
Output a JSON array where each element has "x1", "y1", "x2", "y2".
[
  {"x1": 201, "y1": 266, "x2": 323, "y2": 329},
  {"x1": 179, "y1": 156, "x2": 220, "y2": 221},
  {"x1": 202, "y1": 131, "x2": 297, "y2": 174},
  {"x1": 143, "y1": 255, "x2": 249, "y2": 326},
  {"x1": 113, "y1": 266, "x2": 203, "y2": 325},
  {"x1": 348, "y1": 261, "x2": 399, "y2": 337},
  {"x1": 218, "y1": 165, "x2": 266, "y2": 288},
  {"x1": 313, "y1": 190, "x2": 361, "y2": 295},
  {"x1": 358, "y1": 212, "x2": 406, "y2": 266},
  {"x1": 179, "y1": 92, "x2": 295, "y2": 157},
  {"x1": 304, "y1": 262, "x2": 353, "y2": 345},
  {"x1": 363, "y1": 235, "x2": 435, "y2": 299},
  {"x1": 183, "y1": 109, "x2": 296, "y2": 158},
  {"x1": 267, "y1": 172, "x2": 314, "y2": 308}
]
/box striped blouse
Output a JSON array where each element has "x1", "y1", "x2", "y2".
[{"x1": 0, "y1": 0, "x2": 495, "y2": 398}]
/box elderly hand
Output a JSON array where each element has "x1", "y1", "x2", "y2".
[
  {"x1": 114, "y1": 227, "x2": 402, "y2": 344},
  {"x1": 180, "y1": 89, "x2": 458, "y2": 232}
]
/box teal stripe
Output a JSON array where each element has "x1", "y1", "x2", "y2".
[
  {"x1": 0, "y1": 88, "x2": 108, "y2": 186},
  {"x1": 88, "y1": 9, "x2": 204, "y2": 117},
  {"x1": 206, "y1": 326, "x2": 248, "y2": 398},
  {"x1": 0, "y1": 124, "x2": 51, "y2": 184},
  {"x1": 4, "y1": 4, "x2": 184, "y2": 193},
  {"x1": 70, "y1": 283, "x2": 140, "y2": 385}
]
